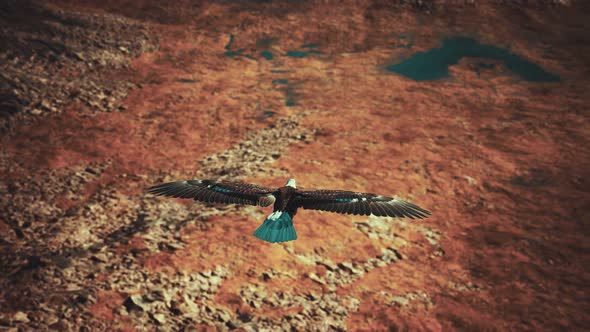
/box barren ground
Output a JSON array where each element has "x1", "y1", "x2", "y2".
[{"x1": 1, "y1": 1, "x2": 589, "y2": 331}]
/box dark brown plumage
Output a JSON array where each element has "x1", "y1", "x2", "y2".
[
  {"x1": 146, "y1": 180, "x2": 276, "y2": 207},
  {"x1": 147, "y1": 178, "x2": 431, "y2": 243}
]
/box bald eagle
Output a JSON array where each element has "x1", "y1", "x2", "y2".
[{"x1": 147, "y1": 179, "x2": 430, "y2": 243}]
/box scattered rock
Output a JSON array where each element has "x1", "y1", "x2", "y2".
[
  {"x1": 0, "y1": 1, "x2": 158, "y2": 131},
  {"x1": 13, "y1": 311, "x2": 29, "y2": 323},
  {"x1": 464, "y1": 175, "x2": 477, "y2": 185},
  {"x1": 386, "y1": 291, "x2": 433, "y2": 308},
  {"x1": 48, "y1": 320, "x2": 70, "y2": 330},
  {"x1": 198, "y1": 112, "x2": 316, "y2": 178},
  {"x1": 150, "y1": 312, "x2": 167, "y2": 325},
  {"x1": 123, "y1": 295, "x2": 147, "y2": 312},
  {"x1": 164, "y1": 242, "x2": 184, "y2": 251},
  {"x1": 307, "y1": 272, "x2": 325, "y2": 285},
  {"x1": 90, "y1": 253, "x2": 108, "y2": 263},
  {"x1": 217, "y1": 310, "x2": 231, "y2": 323}
]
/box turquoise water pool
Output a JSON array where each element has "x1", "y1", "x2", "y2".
[{"x1": 386, "y1": 37, "x2": 559, "y2": 82}]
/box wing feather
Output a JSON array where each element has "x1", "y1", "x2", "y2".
[
  {"x1": 361, "y1": 202, "x2": 368, "y2": 215},
  {"x1": 357, "y1": 201, "x2": 365, "y2": 215},
  {"x1": 380, "y1": 203, "x2": 399, "y2": 218},
  {"x1": 372, "y1": 202, "x2": 387, "y2": 217},
  {"x1": 177, "y1": 186, "x2": 195, "y2": 198},
  {"x1": 200, "y1": 189, "x2": 214, "y2": 203},
  {"x1": 147, "y1": 180, "x2": 276, "y2": 207},
  {"x1": 351, "y1": 201, "x2": 359, "y2": 215},
  {"x1": 296, "y1": 189, "x2": 430, "y2": 219},
  {"x1": 397, "y1": 201, "x2": 421, "y2": 218},
  {"x1": 388, "y1": 203, "x2": 405, "y2": 218}
]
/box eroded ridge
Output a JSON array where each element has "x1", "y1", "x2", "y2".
[
  {"x1": 197, "y1": 111, "x2": 316, "y2": 179},
  {"x1": 0, "y1": 1, "x2": 158, "y2": 130}
]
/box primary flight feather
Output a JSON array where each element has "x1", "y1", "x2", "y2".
[{"x1": 147, "y1": 178, "x2": 431, "y2": 243}]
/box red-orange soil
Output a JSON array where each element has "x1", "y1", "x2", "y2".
[{"x1": 1, "y1": 1, "x2": 589, "y2": 331}]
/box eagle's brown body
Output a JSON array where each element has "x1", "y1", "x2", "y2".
[{"x1": 147, "y1": 178, "x2": 430, "y2": 243}]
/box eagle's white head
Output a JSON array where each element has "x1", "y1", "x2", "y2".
[{"x1": 285, "y1": 178, "x2": 296, "y2": 188}]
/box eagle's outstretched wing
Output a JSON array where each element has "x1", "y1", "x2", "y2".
[
  {"x1": 147, "y1": 180, "x2": 276, "y2": 207},
  {"x1": 294, "y1": 190, "x2": 430, "y2": 219}
]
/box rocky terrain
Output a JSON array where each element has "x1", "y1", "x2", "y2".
[{"x1": 1, "y1": 0, "x2": 589, "y2": 331}]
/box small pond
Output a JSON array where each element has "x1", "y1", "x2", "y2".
[{"x1": 386, "y1": 37, "x2": 559, "y2": 82}]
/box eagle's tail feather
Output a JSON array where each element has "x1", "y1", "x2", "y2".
[{"x1": 254, "y1": 211, "x2": 297, "y2": 243}]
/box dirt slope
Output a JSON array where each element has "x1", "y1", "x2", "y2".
[{"x1": 1, "y1": 1, "x2": 589, "y2": 331}]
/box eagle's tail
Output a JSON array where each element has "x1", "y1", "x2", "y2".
[{"x1": 254, "y1": 211, "x2": 297, "y2": 243}]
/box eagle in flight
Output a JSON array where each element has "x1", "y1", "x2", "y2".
[{"x1": 147, "y1": 179, "x2": 430, "y2": 243}]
